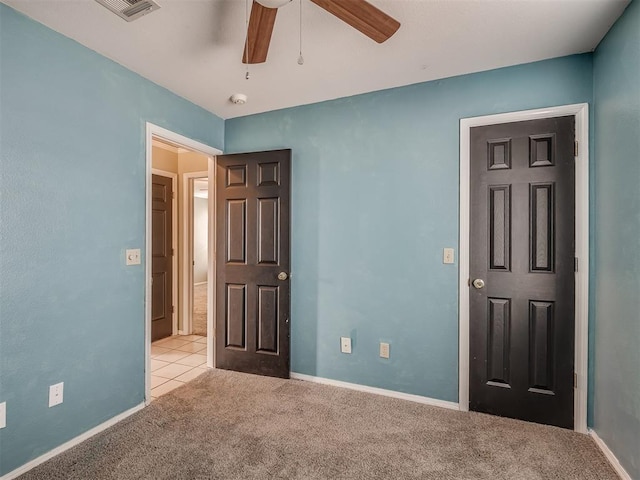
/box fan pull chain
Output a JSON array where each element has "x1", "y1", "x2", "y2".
[
  {"x1": 297, "y1": 0, "x2": 304, "y2": 65},
  {"x1": 245, "y1": 0, "x2": 250, "y2": 79}
]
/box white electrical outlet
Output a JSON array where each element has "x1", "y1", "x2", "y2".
[
  {"x1": 126, "y1": 249, "x2": 141, "y2": 266},
  {"x1": 380, "y1": 342, "x2": 390, "y2": 359},
  {"x1": 0, "y1": 402, "x2": 6, "y2": 429},
  {"x1": 340, "y1": 337, "x2": 352, "y2": 354},
  {"x1": 443, "y1": 248, "x2": 455, "y2": 264},
  {"x1": 49, "y1": 382, "x2": 64, "y2": 407}
]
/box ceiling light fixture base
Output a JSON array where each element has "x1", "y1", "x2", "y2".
[{"x1": 256, "y1": 0, "x2": 292, "y2": 8}]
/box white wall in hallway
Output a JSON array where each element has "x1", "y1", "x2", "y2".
[{"x1": 193, "y1": 196, "x2": 208, "y2": 284}]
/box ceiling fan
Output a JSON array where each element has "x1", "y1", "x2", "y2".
[{"x1": 243, "y1": 0, "x2": 401, "y2": 64}]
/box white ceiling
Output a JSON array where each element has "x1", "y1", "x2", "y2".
[{"x1": 3, "y1": 0, "x2": 629, "y2": 119}]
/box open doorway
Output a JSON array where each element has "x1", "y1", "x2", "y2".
[
  {"x1": 183, "y1": 173, "x2": 209, "y2": 338},
  {"x1": 145, "y1": 124, "x2": 221, "y2": 403},
  {"x1": 192, "y1": 180, "x2": 208, "y2": 331}
]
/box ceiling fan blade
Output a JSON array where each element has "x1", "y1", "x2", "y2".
[
  {"x1": 242, "y1": 1, "x2": 278, "y2": 64},
  {"x1": 310, "y1": 0, "x2": 400, "y2": 43}
]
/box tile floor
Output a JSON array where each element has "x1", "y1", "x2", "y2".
[{"x1": 150, "y1": 334, "x2": 208, "y2": 400}]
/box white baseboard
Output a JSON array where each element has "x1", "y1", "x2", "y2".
[
  {"x1": 290, "y1": 372, "x2": 459, "y2": 411},
  {"x1": 1, "y1": 403, "x2": 145, "y2": 480},
  {"x1": 589, "y1": 429, "x2": 632, "y2": 480}
]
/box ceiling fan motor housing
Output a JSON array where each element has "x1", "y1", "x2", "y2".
[{"x1": 256, "y1": 0, "x2": 292, "y2": 8}]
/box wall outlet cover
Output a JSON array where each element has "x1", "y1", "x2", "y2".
[
  {"x1": 49, "y1": 382, "x2": 64, "y2": 407},
  {"x1": 443, "y1": 247, "x2": 455, "y2": 264},
  {"x1": 0, "y1": 402, "x2": 6, "y2": 429},
  {"x1": 340, "y1": 337, "x2": 352, "y2": 354},
  {"x1": 380, "y1": 342, "x2": 390, "y2": 359},
  {"x1": 126, "y1": 248, "x2": 141, "y2": 266}
]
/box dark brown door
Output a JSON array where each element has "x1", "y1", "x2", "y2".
[
  {"x1": 469, "y1": 116, "x2": 575, "y2": 429},
  {"x1": 215, "y1": 150, "x2": 291, "y2": 378},
  {"x1": 151, "y1": 174, "x2": 173, "y2": 342}
]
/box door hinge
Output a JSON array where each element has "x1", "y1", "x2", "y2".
[
  {"x1": 574, "y1": 257, "x2": 578, "y2": 272},
  {"x1": 172, "y1": 191, "x2": 175, "y2": 199},
  {"x1": 574, "y1": 372, "x2": 578, "y2": 388},
  {"x1": 171, "y1": 248, "x2": 174, "y2": 256},
  {"x1": 574, "y1": 141, "x2": 579, "y2": 157},
  {"x1": 171, "y1": 305, "x2": 174, "y2": 314}
]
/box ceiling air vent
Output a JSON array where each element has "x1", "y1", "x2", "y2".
[{"x1": 95, "y1": 0, "x2": 160, "y2": 22}]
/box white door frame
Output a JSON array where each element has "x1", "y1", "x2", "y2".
[
  {"x1": 150, "y1": 168, "x2": 178, "y2": 336},
  {"x1": 458, "y1": 103, "x2": 589, "y2": 433},
  {"x1": 145, "y1": 123, "x2": 221, "y2": 404},
  {"x1": 182, "y1": 170, "x2": 209, "y2": 336}
]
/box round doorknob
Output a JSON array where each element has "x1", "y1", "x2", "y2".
[
  {"x1": 472, "y1": 278, "x2": 485, "y2": 289},
  {"x1": 277, "y1": 272, "x2": 288, "y2": 281}
]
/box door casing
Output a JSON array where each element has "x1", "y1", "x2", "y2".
[
  {"x1": 459, "y1": 104, "x2": 589, "y2": 433},
  {"x1": 145, "y1": 123, "x2": 222, "y2": 404}
]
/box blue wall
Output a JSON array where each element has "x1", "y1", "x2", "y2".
[
  {"x1": 0, "y1": 4, "x2": 224, "y2": 475},
  {"x1": 3, "y1": 0, "x2": 637, "y2": 476},
  {"x1": 593, "y1": 1, "x2": 640, "y2": 477},
  {"x1": 225, "y1": 55, "x2": 594, "y2": 403}
]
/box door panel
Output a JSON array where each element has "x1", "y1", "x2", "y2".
[
  {"x1": 227, "y1": 200, "x2": 247, "y2": 263},
  {"x1": 489, "y1": 185, "x2": 511, "y2": 271},
  {"x1": 529, "y1": 300, "x2": 555, "y2": 393},
  {"x1": 530, "y1": 183, "x2": 554, "y2": 272},
  {"x1": 258, "y1": 198, "x2": 279, "y2": 264},
  {"x1": 469, "y1": 117, "x2": 575, "y2": 429},
  {"x1": 215, "y1": 150, "x2": 291, "y2": 378},
  {"x1": 257, "y1": 286, "x2": 279, "y2": 353},
  {"x1": 487, "y1": 297, "x2": 510, "y2": 386},
  {"x1": 151, "y1": 174, "x2": 173, "y2": 342}
]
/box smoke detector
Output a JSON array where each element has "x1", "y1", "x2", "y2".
[
  {"x1": 230, "y1": 94, "x2": 248, "y2": 105},
  {"x1": 95, "y1": 0, "x2": 160, "y2": 22}
]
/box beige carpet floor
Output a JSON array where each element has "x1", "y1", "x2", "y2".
[
  {"x1": 20, "y1": 370, "x2": 616, "y2": 480},
  {"x1": 192, "y1": 283, "x2": 207, "y2": 336}
]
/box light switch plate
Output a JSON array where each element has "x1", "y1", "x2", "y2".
[
  {"x1": 0, "y1": 402, "x2": 6, "y2": 429},
  {"x1": 443, "y1": 248, "x2": 455, "y2": 264},
  {"x1": 49, "y1": 382, "x2": 64, "y2": 407},
  {"x1": 126, "y1": 249, "x2": 141, "y2": 266},
  {"x1": 340, "y1": 337, "x2": 352, "y2": 354},
  {"x1": 380, "y1": 342, "x2": 390, "y2": 359}
]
